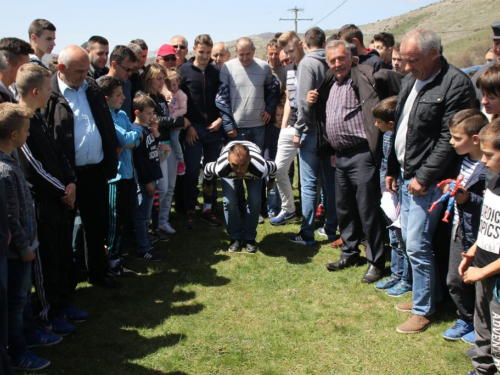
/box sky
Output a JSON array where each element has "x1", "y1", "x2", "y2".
[{"x1": 1, "y1": 0, "x2": 439, "y2": 56}]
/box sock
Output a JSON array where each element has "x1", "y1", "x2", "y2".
[{"x1": 202, "y1": 203, "x2": 211, "y2": 213}]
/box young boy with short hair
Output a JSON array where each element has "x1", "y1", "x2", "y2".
[
  {"x1": 98, "y1": 76, "x2": 143, "y2": 274},
  {"x1": 460, "y1": 118, "x2": 500, "y2": 375},
  {"x1": 442, "y1": 109, "x2": 489, "y2": 344},
  {"x1": 28, "y1": 19, "x2": 56, "y2": 69},
  {"x1": 0, "y1": 102, "x2": 51, "y2": 371},
  {"x1": 132, "y1": 95, "x2": 163, "y2": 261},
  {"x1": 14, "y1": 63, "x2": 86, "y2": 338},
  {"x1": 373, "y1": 96, "x2": 413, "y2": 297}
]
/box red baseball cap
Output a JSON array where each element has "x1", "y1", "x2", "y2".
[{"x1": 157, "y1": 44, "x2": 176, "y2": 57}]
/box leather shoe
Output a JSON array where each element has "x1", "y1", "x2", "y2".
[
  {"x1": 325, "y1": 256, "x2": 360, "y2": 271},
  {"x1": 361, "y1": 264, "x2": 384, "y2": 283},
  {"x1": 90, "y1": 277, "x2": 120, "y2": 289}
]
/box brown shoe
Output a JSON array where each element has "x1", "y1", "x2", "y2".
[
  {"x1": 331, "y1": 237, "x2": 344, "y2": 248},
  {"x1": 395, "y1": 302, "x2": 413, "y2": 312},
  {"x1": 396, "y1": 314, "x2": 435, "y2": 334}
]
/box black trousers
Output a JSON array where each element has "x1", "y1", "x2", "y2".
[
  {"x1": 107, "y1": 179, "x2": 133, "y2": 259},
  {"x1": 335, "y1": 144, "x2": 385, "y2": 267},
  {"x1": 33, "y1": 195, "x2": 74, "y2": 321},
  {"x1": 74, "y1": 165, "x2": 108, "y2": 283}
]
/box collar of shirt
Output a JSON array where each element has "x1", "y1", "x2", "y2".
[{"x1": 57, "y1": 74, "x2": 88, "y2": 97}]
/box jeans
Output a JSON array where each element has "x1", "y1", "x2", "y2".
[
  {"x1": 400, "y1": 176, "x2": 443, "y2": 316},
  {"x1": 389, "y1": 228, "x2": 412, "y2": 282},
  {"x1": 158, "y1": 154, "x2": 177, "y2": 227},
  {"x1": 170, "y1": 128, "x2": 183, "y2": 162},
  {"x1": 222, "y1": 178, "x2": 262, "y2": 241},
  {"x1": 266, "y1": 175, "x2": 281, "y2": 215},
  {"x1": 274, "y1": 127, "x2": 297, "y2": 213},
  {"x1": 135, "y1": 181, "x2": 157, "y2": 253},
  {"x1": 234, "y1": 125, "x2": 265, "y2": 150},
  {"x1": 298, "y1": 132, "x2": 337, "y2": 238},
  {"x1": 184, "y1": 124, "x2": 223, "y2": 212}
]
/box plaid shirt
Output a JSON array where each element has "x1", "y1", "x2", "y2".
[{"x1": 325, "y1": 77, "x2": 367, "y2": 152}]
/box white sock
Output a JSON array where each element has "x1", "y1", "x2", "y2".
[{"x1": 203, "y1": 204, "x2": 211, "y2": 212}]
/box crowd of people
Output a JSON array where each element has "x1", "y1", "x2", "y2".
[{"x1": 0, "y1": 16, "x2": 500, "y2": 374}]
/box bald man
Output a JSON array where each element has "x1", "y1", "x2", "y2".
[
  {"x1": 170, "y1": 35, "x2": 189, "y2": 68},
  {"x1": 44, "y1": 45, "x2": 119, "y2": 289},
  {"x1": 212, "y1": 42, "x2": 231, "y2": 68}
]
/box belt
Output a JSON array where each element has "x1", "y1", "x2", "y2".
[{"x1": 75, "y1": 163, "x2": 102, "y2": 172}]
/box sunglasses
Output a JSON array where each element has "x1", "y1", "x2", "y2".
[
  {"x1": 172, "y1": 44, "x2": 187, "y2": 50},
  {"x1": 116, "y1": 62, "x2": 132, "y2": 73},
  {"x1": 161, "y1": 55, "x2": 177, "y2": 62}
]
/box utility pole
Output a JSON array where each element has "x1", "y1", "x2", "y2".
[{"x1": 279, "y1": 6, "x2": 312, "y2": 33}]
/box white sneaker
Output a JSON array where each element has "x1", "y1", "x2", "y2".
[{"x1": 160, "y1": 222, "x2": 176, "y2": 234}]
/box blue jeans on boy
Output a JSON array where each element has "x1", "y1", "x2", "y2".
[
  {"x1": 170, "y1": 128, "x2": 183, "y2": 162},
  {"x1": 399, "y1": 176, "x2": 442, "y2": 316},
  {"x1": 389, "y1": 228, "x2": 412, "y2": 283},
  {"x1": 135, "y1": 181, "x2": 157, "y2": 253},
  {"x1": 266, "y1": 175, "x2": 281, "y2": 216},
  {"x1": 298, "y1": 132, "x2": 337, "y2": 238}
]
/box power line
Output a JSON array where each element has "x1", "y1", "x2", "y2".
[
  {"x1": 280, "y1": 7, "x2": 313, "y2": 33},
  {"x1": 301, "y1": 0, "x2": 349, "y2": 32}
]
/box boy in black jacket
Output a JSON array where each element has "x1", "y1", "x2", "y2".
[{"x1": 14, "y1": 64, "x2": 89, "y2": 336}]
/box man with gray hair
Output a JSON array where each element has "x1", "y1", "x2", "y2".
[
  {"x1": 212, "y1": 42, "x2": 231, "y2": 68},
  {"x1": 309, "y1": 39, "x2": 401, "y2": 283},
  {"x1": 170, "y1": 35, "x2": 189, "y2": 68},
  {"x1": 386, "y1": 28, "x2": 475, "y2": 334},
  {"x1": 44, "y1": 45, "x2": 119, "y2": 289}
]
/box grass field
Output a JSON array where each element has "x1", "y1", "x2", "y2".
[{"x1": 24, "y1": 187, "x2": 475, "y2": 375}]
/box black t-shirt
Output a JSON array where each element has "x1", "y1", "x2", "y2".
[{"x1": 474, "y1": 173, "x2": 500, "y2": 268}]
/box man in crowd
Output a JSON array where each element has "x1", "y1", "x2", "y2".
[
  {"x1": 85, "y1": 36, "x2": 109, "y2": 79},
  {"x1": 266, "y1": 39, "x2": 286, "y2": 93},
  {"x1": 28, "y1": 19, "x2": 56, "y2": 69},
  {"x1": 338, "y1": 24, "x2": 385, "y2": 71},
  {"x1": 392, "y1": 43, "x2": 407, "y2": 75},
  {"x1": 0, "y1": 38, "x2": 32, "y2": 103},
  {"x1": 212, "y1": 42, "x2": 231, "y2": 68},
  {"x1": 156, "y1": 44, "x2": 177, "y2": 70},
  {"x1": 373, "y1": 32, "x2": 395, "y2": 69},
  {"x1": 170, "y1": 35, "x2": 189, "y2": 68}
]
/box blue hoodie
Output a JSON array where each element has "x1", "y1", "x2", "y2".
[{"x1": 109, "y1": 109, "x2": 142, "y2": 183}]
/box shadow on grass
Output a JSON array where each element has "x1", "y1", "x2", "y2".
[{"x1": 258, "y1": 232, "x2": 320, "y2": 264}]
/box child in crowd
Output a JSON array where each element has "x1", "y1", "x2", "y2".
[
  {"x1": 264, "y1": 103, "x2": 284, "y2": 218},
  {"x1": 460, "y1": 118, "x2": 500, "y2": 375},
  {"x1": 476, "y1": 64, "x2": 500, "y2": 121},
  {"x1": 442, "y1": 109, "x2": 488, "y2": 344},
  {"x1": 0, "y1": 103, "x2": 50, "y2": 371},
  {"x1": 98, "y1": 76, "x2": 143, "y2": 275},
  {"x1": 165, "y1": 70, "x2": 187, "y2": 175},
  {"x1": 373, "y1": 96, "x2": 413, "y2": 297},
  {"x1": 132, "y1": 95, "x2": 164, "y2": 261}
]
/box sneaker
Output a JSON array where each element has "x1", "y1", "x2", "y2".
[
  {"x1": 201, "y1": 209, "x2": 222, "y2": 226},
  {"x1": 258, "y1": 215, "x2": 264, "y2": 224},
  {"x1": 270, "y1": 210, "x2": 297, "y2": 225},
  {"x1": 26, "y1": 330, "x2": 63, "y2": 348},
  {"x1": 149, "y1": 232, "x2": 160, "y2": 243},
  {"x1": 386, "y1": 280, "x2": 412, "y2": 297},
  {"x1": 108, "y1": 261, "x2": 137, "y2": 277},
  {"x1": 185, "y1": 210, "x2": 196, "y2": 229},
  {"x1": 60, "y1": 305, "x2": 90, "y2": 322},
  {"x1": 268, "y1": 212, "x2": 276, "y2": 219},
  {"x1": 443, "y1": 319, "x2": 474, "y2": 341},
  {"x1": 153, "y1": 229, "x2": 169, "y2": 242},
  {"x1": 177, "y1": 161, "x2": 186, "y2": 175},
  {"x1": 396, "y1": 313, "x2": 435, "y2": 334},
  {"x1": 395, "y1": 302, "x2": 413, "y2": 312},
  {"x1": 11, "y1": 350, "x2": 50, "y2": 371},
  {"x1": 39, "y1": 317, "x2": 76, "y2": 336},
  {"x1": 289, "y1": 233, "x2": 315, "y2": 246},
  {"x1": 228, "y1": 239, "x2": 242, "y2": 253},
  {"x1": 375, "y1": 275, "x2": 400, "y2": 290},
  {"x1": 317, "y1": 227, "x2": 340, "y2": 241},
  {"x1": 159, "y1": 222, "x2": 176, "y2": 234},
  {"x1": 245, "y1": 240, "x2": 259, "y2": 254},
  {"x1": 138, "y1": 250, "x2": 163, "y2": 261},
  {"x1": 462, "y1": 330, "x2": 476, "y2": 345}
]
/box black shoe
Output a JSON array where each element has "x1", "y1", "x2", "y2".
[
  {"x1": 90, "y1": 277, "x2": 120, "y2": 289},
  {"x1": 361, "y1": 264, "x2": 384, "y2": 283},
  {"x1": 325, "y1": 256, "x2": 360, "y2": 272},
  {"x1": 245, "y1": 240, "x2": 259, "y2": 254},
  {"x1": 228, "y1": 239, "x2": 242, "y2": 253},
  {"x1": 185, "y1": 210, "x2": 196, "y2": 229},
  {"x1": 466, "y1": 346, "x2": 477, "y2": 359}
]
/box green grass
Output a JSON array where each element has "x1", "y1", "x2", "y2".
[{"x1": 27, "y1": 188, "x2": 473, "y2": 375}]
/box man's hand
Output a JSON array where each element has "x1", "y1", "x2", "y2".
[
  {"x1": 21, "y1": 251, "x2": 35, "y2": 262},
  {"x1": 293, "y1": 135, "x2": 302, "y2": 148},
  {"x1": 266, "y1": 179, "x2": 275, "y2": 192},
  {"x1": 183, "y1": 118, "x2": 191, "y2": 129},
  {"x1": 186, "y1": 125, "x2": 199, "y2": 146},
  {"x1": 145, "y1": 183, "x2": 155, "y2": 197},
  {"x1": 408, "y1": 177, "x2": 427, "y2": 196},
  {"x1": 455, "y1": 187, "x2": 470, "y2": 205},
  {"x1": 203, "y1": 183, "x2": 213, "y2": 196},
  {"x1": 307, "y1": 89, "x2": 319, "y2": 105},
  {"x1": 207, "y1": 118, "x2": 222, "y2": 132},
  {"x1": 227, "y1": 129, "x2": 237, "y2": 138},
  {"x1": 60, "y1": 183, "x2": 76, "y2": 209},
  {"x1": 260, "y1": 111, "x2": 271, "y2": 124},
  {"x1": 385, "y1": 176, "x2": 398, "y2": 194}
]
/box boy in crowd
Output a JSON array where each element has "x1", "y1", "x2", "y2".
[
  {"x1": 373, "y1": 32, "x2": 394, "y2": 69},
  {"x1": 132, "y1": 95, "x2": 163, "y2": 261},
  {"x1": 373, "y1": 96, "x2": 412, "y2": 297},
  {"x1": 442, "y1": 109, "x2": 488, "y2": 345},
  {"x1": 460, "y1": 118, "x2": 500, "y2": 375},
  {"x1": 14, "y1": 64, "x2": 87, "y2": 336},
  {"x1": 0, "y1": 103, "x2": 51, "y2": 371},
  {"x1": 28, "y1": 19, "x2": 56, "y2": 69},
  {"x1": 98, "y1": 76, "x2": 143, "y2": 275}
]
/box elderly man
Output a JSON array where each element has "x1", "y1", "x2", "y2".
[
  {"x1": 212, "y1": 42, "x2": 231, "y2": 68},
  {"x1": 386, "y1": 28, "x2": 475, "y2": 334},
  {"x1": 308, "y1": 39, "x2": 401, "y2": 283},
  {"x1": 85, "y1": 35, "x2": 109, "y2": 79},
  {"x1": 44, "y1": 45, "x2": 119, "y2": 289},
  {"x1": 266, "y1": 39, "x2": 286, "y2": 93},
  {"x1": 170, "y1": 35, "x2": 189, "y2": 68},
  {"x1": 203, "y1": 141, "x2": 276, "y2": 253},
  {"x1": 156, "y1": 44, "x2": 176, "y2": 70}
]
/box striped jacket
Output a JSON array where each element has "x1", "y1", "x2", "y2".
[{"x1": 204, "y1": 141, "x2": 277, "y2": 181}]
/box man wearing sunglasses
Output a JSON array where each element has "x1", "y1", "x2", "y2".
[
  {"x1": 156, "y1": 44, "x2": 177, "y2": 70},
  {"x1": 170, "y1": 35, "x2": 189, "y2": 68}
]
